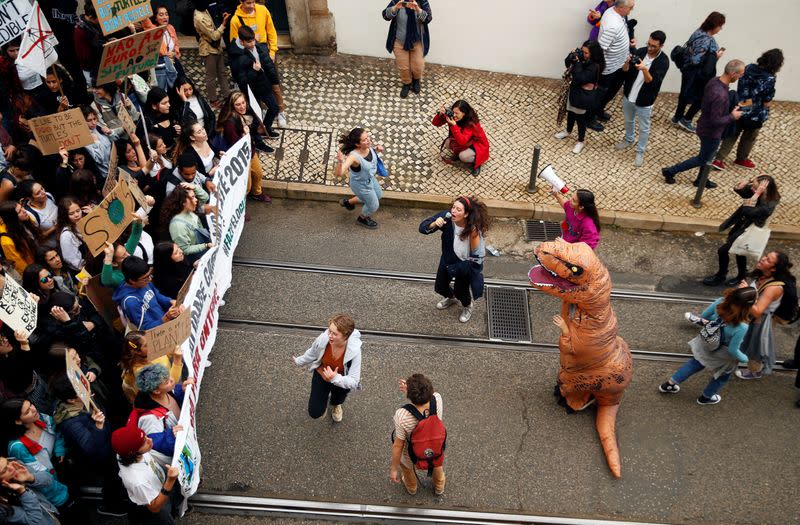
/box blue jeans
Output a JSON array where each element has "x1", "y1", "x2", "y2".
[
  {"x1": 665, "y1": 136, "x2": 721, "y2": 177},
  {"x1": 622, "y1": 97, "x2": 652, "y2": 154},
  {"x1": 670, "y1": 358, "x2": 732, "y2": 398},
  {"x1": 353, "y1": 177, "x2": 382, "y2": 217}
]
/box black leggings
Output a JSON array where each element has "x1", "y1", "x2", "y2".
[
  {"x1": 308, "y1": 371, "x2": 349, "y2": 419},
  {"x1": 566, "y1": 112, "x2": 587, "y2": 141},
  {"x1": 716, "y1": 236, "x2": 748, "y2": 279},
  {"x1": 434, "y1": 262, "x2": 472, "y2": 307}
]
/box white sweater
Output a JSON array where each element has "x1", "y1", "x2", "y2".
[{"x1": 598, "y1": 7, "x2": 629, "y2": 74}]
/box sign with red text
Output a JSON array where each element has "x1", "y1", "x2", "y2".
[
  {"x1": 65, "y1": 350, "x2": 94, "y2": 411},
  {"x1": 93, "y1": 0, "x2": 153, "y2": 36},
  {"x1": 28, "y1": 108, "x2": 94, "y2": 155},
  {"x1": 96, "y1": 26, "x2": 164, "y2": 85}
]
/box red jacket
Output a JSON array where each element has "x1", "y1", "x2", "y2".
[{"x1": 432, "y1": 114, "x2": 490, "y2": 167}]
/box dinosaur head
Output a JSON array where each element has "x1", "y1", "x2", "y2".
[{"x1": 528, "y1": 239, "x2": 610, "y2": 303}]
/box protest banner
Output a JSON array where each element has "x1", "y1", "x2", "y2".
[
  {"x1": 116, "y1": 102, "x2": 138, "y2": 137},
  {"x1": 0, "y1": 273, "x2": 37, "y2": 337},
  {"x1": 77, "y1": 177, "x2": 138, "y2": 256},
  {"x1": 65, "y1": 350, "x2": 95, "y2": 411},
  {"x1": 85, "y1": 275, "x2": 120, "y2": 330},
  {"x1": 28, "y1": 108, "x2": 94, "y2": 156},
  {"x1": 97, "y1": 26, "x2": 164, "y2": 85},
  {"x1": 16, "y1": 1, "x2": 58, "y2": 78},
  {"x1": 102, "y1": 147, "x2": 119, "y2": 197},
  {"x1": 171, "y1": 136, "x2": 251, "y2": 500},
  {"x1": 0, "y1": 0, "x2": 31, "y2": 47},
  {"x1": 93, "y1": 0, "x2": 153, "y2": 36},
  {"x1": 145, "y1": 308, "x2": 190, "y2": 362}
]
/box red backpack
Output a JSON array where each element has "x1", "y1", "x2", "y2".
[{"x1": 403, "y1": 396, "x2": 447, "y2": 476}]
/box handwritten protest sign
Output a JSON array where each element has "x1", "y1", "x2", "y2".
[
  {"x1": 0, "y1": 0, "x2": 31, "y2": 47},
  {"x1": 28, "y1": 108, "x2": 94, "y2": 156},
  {"x1": 0, "y1": 273, "x2": 37, "y2": 337},
  {"x1": 93, "y1": 0, "x2": 153, "y2": 36},
  {"x1": 121, "y1": 171, "x2": 151, "y2": 213},
  {"x1": 97, "y1": 26, "x2": 164, "y2": 85},
  {"x1": 86, "y1": 275, "x2": 120, "y2": 330},
  {"x1": 102, "y1": 147, "x2": 119, "y2": 197},
  {"x1": 77, "y1": 177, "x2": 137, "y2": 256},
  {"x1": 116, "y1": 102, "x2": 138, "y2": 137},
  {"x1": 145, "y1": 308, "x2": 191, "y2": 361},
  {"x1": 65, "y1": 351, "x2": 95, "y2": 411}
]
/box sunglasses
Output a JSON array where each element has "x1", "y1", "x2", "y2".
[{"x1": 39, "y1": 273, "x2": 53, "y2": 284}]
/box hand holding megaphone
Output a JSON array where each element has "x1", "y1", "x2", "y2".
[{"x1": 538, "y1": 164, "x2": 569, "y2": 194}]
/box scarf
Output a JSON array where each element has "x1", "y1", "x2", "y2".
[{"x1": 402, "y1": 2, "x2": 421, "y2": 51}]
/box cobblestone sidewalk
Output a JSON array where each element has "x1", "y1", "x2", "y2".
[{"x1": 181, "y1": 50, "x2": 800, "y2": 227}]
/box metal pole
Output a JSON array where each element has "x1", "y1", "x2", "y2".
[
  {"x1": 691, "y1": 161, "x2": 714, "y2": 208},
  {"x1": 526, "y1": 145, "x2": 541, "y2": 193}
]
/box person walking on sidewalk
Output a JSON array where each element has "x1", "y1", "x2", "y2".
[
  {"x1": 659, "y1": 287, "x2": 756, "y2": 405},
  {"x1": 672, "y1": 12, "x2": 726, "y2": 133},
  {"x1": 661, "y1": 60, "x2": 745, "y2": 188},
  {"x1": 712, "y1": 49, "x2": 784, "y2": 171},
  {"x1": 419, "y1": 196, "x2": 490, "y2": 323},
  {"x1": 703, "y1": 176, "x2": 779, "y2": 287},
  {"x1": 734, "y1": 252, "x2": 793, "y2": 380},
  {"x1": 616, "y1": 30, "x2": 669, "y2": 167},
  {"x1": 293, "y1": 314, "x2": 362, "y2": 423},
  {"x1": 383, "y1": 0, "x2": 433, "y2": 99},
  {"x1": 335, "y1": 128, "x2": 385, "y2": 230},
  {"x1": 229, "y1": 0, "x2": 289, "y2": 127},
  {"x1": 594, "y1": 0, "x2": 636, "y2": 128},
  {"x1": 390, "y1": 373, "x2": 446, "y2": 495}
]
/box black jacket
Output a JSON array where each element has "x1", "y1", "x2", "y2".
[
  {"x1": 719, "y1": 186, "x2": 778, "y2": 240},
  {"x1": 174, "y1": 95, "x2": 216, "y2": 138},
  {"x1": 622, "y1": 48, "x2": 670, "y2": 107},
  {"x1": 228, "y1": 41, "x2": 277, "y2": 103}
]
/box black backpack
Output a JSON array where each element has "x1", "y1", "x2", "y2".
[
  {"x1": 670, "y1": 45, "x2": 687, "y2": 70},
  {"x1": 774, "y1": 278, "x2": 799, "y2": 324}
]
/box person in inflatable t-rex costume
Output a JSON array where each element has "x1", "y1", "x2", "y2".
[{"x1": 528, "y1": 239, "x2": 632, "y2": 478}]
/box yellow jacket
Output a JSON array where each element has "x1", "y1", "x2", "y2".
[
  {"x1": 193, "y1": 9, "x2": 226, "y2": 56},
  {"x1": 229, "y1": 3, "x2": 278, "y2": 58},
  {"x1": 0, "y1": 221, "x2": 34, "y2": 275}
]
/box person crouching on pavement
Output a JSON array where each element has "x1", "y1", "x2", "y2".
[
  {"x1": 293, "y1": 314, "x2": 362, "y2": 423},
  {"x1": 382, "y1": 0, "x2": 432, "y2": 98},
  {"x1": 550, "y1": 188, "x2": 601, "y2": 250},
  {"x1": 419, "y1": 196, "x2": 490, "y2": 323},
  {"x1": 335, "y1": 128, "x2": 385, "y2": 230},
  {"x1": 433, "y1": 101, "x2": 490, "y2": 176},
  {"x1": 616, "y1": 30, "x2": 669, "y2": 167}
]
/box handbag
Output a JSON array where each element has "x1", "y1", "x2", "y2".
[
  {"x1": 376, "y1": 154, "x2": 389, "y2": 177},
  {"x1": 729, "y1": 223, "x2": 771, "y2": 259},
  {"x1": 698, "y1": 317, "x2": 726, "y2": 352}
]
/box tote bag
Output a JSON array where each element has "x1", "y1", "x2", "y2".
[{"x1": 729, "y1": 224, "x2": 771, "y2": 259}]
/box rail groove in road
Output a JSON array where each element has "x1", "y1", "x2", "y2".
[{"x1": 232, "y1": 257, "x2": 712, "y2": 305}]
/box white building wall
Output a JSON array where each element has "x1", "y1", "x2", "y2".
[{"x1": 328, "y1": 0, "x2": 797, "y2": 101}]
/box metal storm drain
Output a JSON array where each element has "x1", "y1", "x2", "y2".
[
  {"x1": 486, "y1": 286, "x2": 531, "y2": 342},
  {"x1": 524, "y1": 220, "x2": 562, "y2": 242},
  {"x1": 260, "y1": 128, "x2": 334, "y2": 185}
]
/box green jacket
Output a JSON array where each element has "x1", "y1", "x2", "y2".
[{"x1": 100, "y1": 221, "x2": 143, "y2": 288}]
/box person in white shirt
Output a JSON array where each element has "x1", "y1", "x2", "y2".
[
  {"x1": 112, "y1": 425, "x2": 182, "y2": 525},
  {"x1": 616, "y1": 30, "x2": 670, "y2": 167},
  {"x1": 594, "y1": 0, "x2": 636, "y2": 127}
]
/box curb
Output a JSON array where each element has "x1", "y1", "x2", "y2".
[{"x1": 262, "y1": 181, "x2": 800, "y2": 240}]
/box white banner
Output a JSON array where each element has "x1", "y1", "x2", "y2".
[{"x1": 170, "y1": 135, "x2": 251, "y2": 499}]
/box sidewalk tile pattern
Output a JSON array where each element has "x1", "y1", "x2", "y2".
[{"x1": 180, "y1": 50, "x2": 800, "y2": 226}]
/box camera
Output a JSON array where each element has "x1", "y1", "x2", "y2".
[
  {"x1": 444, "y1": 108, "x2": 455, "y2": 120},
  {"x1": 569, "y1": 48, "x2": 583, "y2": 63},
  {"x1": 630, "y1": 55, "x2": 642, "y2": 67}
]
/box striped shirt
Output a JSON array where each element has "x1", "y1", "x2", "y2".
[
  {"x1": 598, "y1": 8, "x2": 629, "y2": 74},
  {"x1": 393, "y1": 392, "x2": 443, "y2": 468}
]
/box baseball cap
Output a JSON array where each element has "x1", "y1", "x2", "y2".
[{"x1": 111, "y1": 426, "x2": 147, "y2": 457}]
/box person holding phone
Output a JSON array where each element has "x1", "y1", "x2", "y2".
[{"x1": 383, "y1": 0, "x2": 433, "y2": 98}]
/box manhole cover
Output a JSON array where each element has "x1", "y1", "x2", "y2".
[
  {"x1": 524, "y1": 220, "x2": 562, "y2": 242},
  {"x1": 486, "y1": 286, "x2": 531, "y2": 342}
]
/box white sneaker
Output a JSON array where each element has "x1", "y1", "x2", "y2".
[
  {"x1": 634, "y1": 152, "x2": 644, "y2": 167},
  {"x1": 572, "y1": 142, "x2": 585, "y2": 154},
  {"x1": 436, "y1": 297, "x2": 458, "y2": 310},
  {"x1": 615, "y1": 140, "x2": 633, "y2": 150},
  {"x1": 554, "y1": 130, "x2": 570, "y2": 139},
  {"x1": 277, "y1": 112, "x2": 288, "y2": 128},
  {"x1": 331, "y1": 404, "x2": 343, "y2": 422},
  {"x1": 459, "y1": 302, "x2": 474, "y2": 323},
  {"x1": 684, "y1": 312, "x2": 707, "y2": 326}
]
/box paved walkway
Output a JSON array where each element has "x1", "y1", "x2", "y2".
[{"x1": 181, "y1": 50, "x2": 800, "y2": 227}]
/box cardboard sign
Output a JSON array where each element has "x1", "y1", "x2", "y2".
[
  {"x1": 145, "y1": 307, "x2": 190, "y2": 361},
  {"x1": 93, "y1": 0, "x2": 153, "y2": 36},
  {"x1": 77, "y1": 177, "x2": 138, "y2": 256},
  {"x1": 121, "y1": 171, "x2": 151, "y2": 213},
  {"x1": 176, "y1": 271, "x2": 193, "y2": 304},
  {"x1": 65, "y1": 351, "x2": 94, "y2": 411},
  {"x1": 116, "y1": 102, "x2": 138, "y2": 137},
  {"x1": 97, "y1": 26, "x2": 165, "y2": 85},
  {"x1": 102, "y1": 147, "x2": 119, "y2": 197},
  {"x1": 0, "y1": 0, "x2": 31, "y2": 47},
  {"x1": 28, "y1": 108, "x2": 94, "y2": 156},
  {"x1": 0, "y1": 273, "x2": 37, "y2": 337},
  {"x1": 85, "y1": 275, "x2": 120, "y2": 329}
]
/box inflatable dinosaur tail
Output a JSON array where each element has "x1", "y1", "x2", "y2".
[{"x1": 595, "y1": 404, "x2": 621, "y2": 479}]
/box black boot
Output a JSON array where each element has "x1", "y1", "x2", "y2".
[
  {"x1": 400, "y1": 84, "x2": 412, "y2": 98},
  {"x1": 702, "y1": 273, "x2": 726, "y2": 286},
  {"x1": 411, "y1": 78, "x2": 421, "y2": 94}
]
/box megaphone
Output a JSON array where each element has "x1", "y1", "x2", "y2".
[{"x1": 538, "y1": 164, "x2": 569, "y2": 194}]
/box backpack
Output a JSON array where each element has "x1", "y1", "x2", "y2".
[
  {"x1": 774, "y1": 278, "x2": 799, "y2": 324},
  {"x1": 402, "y1": 396, "x2": 446, "y2": 476},
  {"x1": 670, "y1": 45, "x2": 687, "y2": 70},
  {"x1": 699, "y1": 317, "x2": 726, "y2": 352}
]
